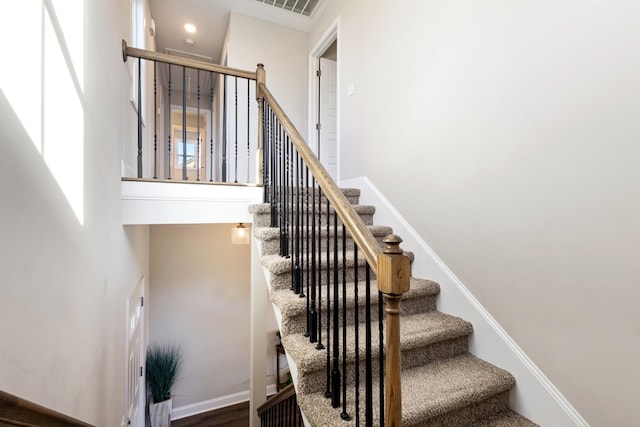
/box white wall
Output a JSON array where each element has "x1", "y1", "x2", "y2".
[
  {"x1": 227, "y1": 12, "x2": 309, "y2": 136},
  {"x1": 123, "y1": 0, "x2": 158, "y2": 179},
  {"x1": 0, "y1": 0, "x2": 150, "y2": 425},
  {"x1": 311, "y1": 1, "x2": 640, "y2": 426},
  {"x1": 149, "y1": 224, "x2": 278, "y2": 409}
]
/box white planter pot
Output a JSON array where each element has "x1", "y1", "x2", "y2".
[{"x1": 149, "y1": 398, "x2": 172, "y2": 427}]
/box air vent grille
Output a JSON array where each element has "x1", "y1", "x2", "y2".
[{"x1": 256, "y1": 0, "x2": 322, "y2": 17}]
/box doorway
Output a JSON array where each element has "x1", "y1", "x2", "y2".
[
  {"x1": 170, "y1": 107, "x2": 208, "y2": 181},
  {"x1": 126, "y1": 277, "x2": 145, "y2": 427},
  {"x1": 309, "y1": 19, "x2": 340, "y2": 181}
]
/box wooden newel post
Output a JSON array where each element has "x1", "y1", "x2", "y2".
[
  {"x1": 377, "y1": 234, "x2": 411, "y2": 427},
  {"x1": 256, "y1": 63, "x2": 266, "y2": 186}
]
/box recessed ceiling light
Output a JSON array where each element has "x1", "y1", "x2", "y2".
[{"x1": 184, "y1": 23, "x2": 196, "y2": 33}]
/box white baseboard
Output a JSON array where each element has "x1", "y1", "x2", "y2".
[
  {"x1": 171, "y1": 385, "x2": 278, "y2": 421},
  {"x1": 340, "y1": 176, "x2": 589, "y2": 427}
]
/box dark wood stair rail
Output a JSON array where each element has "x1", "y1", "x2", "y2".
[
  {"x1": 0, "y1": 390, "x2": 94, "y2": 427},
  {"x1": 256, "y1": 384, "x2": 304, "y2": 426},
  {"x1": 258, "y1": 82, "x2": 411, "y2": 426}
]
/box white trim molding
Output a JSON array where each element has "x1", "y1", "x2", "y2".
[
  {"x1": 340, "y1": 176, "x2": 590, "y2": 427},
  {"x1": 121, "y1": 180, "x2": 263, "y2": 224},
  {"x1": 308, "y1": 16, "x2": 341, "y2": 182},
  {"x1": 172, "y1": 385, "x2": 278, "y2": 421}
]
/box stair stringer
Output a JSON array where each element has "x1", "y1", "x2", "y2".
[
  {"x1": 255, "y1": 244, "x2": 312, "y2": 427},
  {"x1": 340, "y1": 176, "x2": 589, "y2": 427}
]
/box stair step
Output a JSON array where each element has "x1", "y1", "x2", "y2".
[
  {"x1": 249, "y1": 203, "x2": 376, "y2": 227},
  {"x1": 273, "y1": 278, "x2": 440, "y2": 336},
  {"x1": 262, "y1": 250, "x2": 415, "y2": 291},
  {"x1": 296, "y1": 354, "x2": 515, "y2": 427},
  {"x1": 475, "y1": 410, "x2": 539, "y2": 427},
  {"x1": 284, "y1": 310, "x2": 473, "y2": 395},
  {"x1": 264, "y1": 187, "x2": 362, "y2": 205},
  {"x1": 254, "y1": 224, "x2": 393, "y2": 256}
]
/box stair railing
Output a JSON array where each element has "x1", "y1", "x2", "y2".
[
  {"x1": 0, "y1": 390, "x2": 94, "y2": 427},
  {"x1": 122, "y1": 40, "x2": 263, "y2": 184},
  {"x1": 259, "y1": 78, "x2": 410, "y2": 426},
  {"x1": 121, "y1": 41, "x2": 409, "y2": 425},
  {"x1": 257, "y1": 384, "x2": 304, "y2": 426}
]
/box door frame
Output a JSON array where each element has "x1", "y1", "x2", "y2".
[
  {"x1": 308, "y1": 17, "x2": 341, "y2": 182},
  {"x1": 125, "y1": 276, "x2": 146, "y2": 427}
]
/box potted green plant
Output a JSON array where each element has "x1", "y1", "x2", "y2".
[{"x1": 146, "y1": 343, "x2": 183, "y2": 427}]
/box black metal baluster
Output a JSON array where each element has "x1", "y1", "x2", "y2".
[
  {"x1": 304, "y1": 166, "x2": 310, "y2": 338},
  {"x1": 365, "y1": 262, "x2": 373, "y2": 424},
  {"x1": 222, "y1": 74, "x2": 228, "y2": 182},
  {"x1": 354, "y1": 244, "x2": 361, "y2": 426},
  {"x1": 300, "y1": 155, "x2": 306, "y2": 301},
  {"x1": 379, "y1": 289, "x2": 385, "y2": 427},
  {"x1": 277, "y1": 118, "x2": 283, "y2": 240},
  {"x1": 282, "y1": 132, "x2": 289, "y2": 258},
  {"x1": 153, "y1": 61, "x2": 157, "y2": 179},
  {"x1": 182, "y1": 66, "x2": 187, "y2": 180},
  {"x1": 247, "y1": 78, "x2": 251, "y2": 183},
  {"x1": 325, "y1": 196, "x2": 331, "y2": 399},
  {"x1": 294, "y1": 151, "x2": 301, "y2": 295},
  {"x1": 263, "y1": 100, "x2": 269, "y2": 202},
  {"x1": 210, "y1": 72, "x2": 214, "y2": 182},
  {"x1": 341, "y1": 222, "x2": 350, "y2": 420},
  {"x1": 270, "y1": 108, "x2": 277, "y2": 226},
  {"x1": 316, "y1": 184, "x2": 324, "y2": 350},
  {"x1": 289, "y1": 137, "x2": 294, "y2": 264},
  {"x1": 167, "y1": 64, "x2": 172, "y2": 180},
  {"x1": 137, "y1": 57, "x2": 142, "y2": 178},
  {"x1": 289, "y1": 136, "x2": 294, "y2": 292},
  {"x1": 196, "y1": 69, "x2": 201, "y2": 181},
  {"x1": 234, "y1": 76, "x2": 238, "y2": 183},
  {"x1": 331, "y1": 206, "x2": 341, "y2": 409},
  {"x1": 278, "y1": 120, "x2": 283, "y2": 253},
  {"x1": 310, "y1": 176, "x2": 318, "y2": 343}
]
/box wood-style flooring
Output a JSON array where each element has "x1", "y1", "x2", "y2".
[{"x1": 171, "y1": 401, "x2": 249, "y2": 427}]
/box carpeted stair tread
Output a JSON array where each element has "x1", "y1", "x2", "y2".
[
  {"x1": 272, "y1": 277, "x2": 440, "y2": 319},
  {"x1": 400, "y1": 355, "x2": 515, "y2": 425},
  {"x1": 253, "y1": 224, "x2": 393, "y2": 241},
  {"x1": 273, "y1": 278, "x2": 441, "y2": 336},
  {"x1": 297, "y1": 354, "x2": 515, "y2": 427},
  {"x1": 261, "y1": 250, "x2": 415, "y2": 276},
  {"x1": 283, "y1": 310, "x2": 473, "y2": 374},
  {"x1": 249, "y1": 202, "x2": 375, "y2": 216},
  {"x1": 475, "y1": 410, "x2": 539, "y2": 426}
]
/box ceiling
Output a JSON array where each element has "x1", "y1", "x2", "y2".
[{"x1": 148, "y1": 0, "x2": 326, "y2": 65}]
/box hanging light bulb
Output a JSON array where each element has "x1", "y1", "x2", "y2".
[{"x1": 231, "y1": 223, "x2": 250, "y2": 245}]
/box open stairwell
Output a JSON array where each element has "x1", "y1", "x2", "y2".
[{"x1": 250, "y1": 188, "x2": 538, "y2": 427}]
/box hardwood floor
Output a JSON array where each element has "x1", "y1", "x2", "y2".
[{"x1": 171, "y1": 401, "x2": 249, "y2": 427}]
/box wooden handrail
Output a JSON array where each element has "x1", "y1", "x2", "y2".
[
  {"x1": 258, "y1": 83, "x2": 383, "y2": 273},
  {"x1": 256, "y1": 383, "x2": 296, "y2": 417},
  {"x1": 122, "y1": 40, "x2": 257, "y2": 80},
  {"x1": 0, "y1": 390, "x2": 94, "y2": 427}
]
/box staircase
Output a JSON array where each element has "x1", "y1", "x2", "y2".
[{"x1": 251, "y1": 188, "x2": 538, "y2": 426}]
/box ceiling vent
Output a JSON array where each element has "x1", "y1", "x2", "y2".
[{"x1": 256, "y1": 0, "x2": 322, "y2": 17}]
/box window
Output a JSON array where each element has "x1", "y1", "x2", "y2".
[{"x1": 173, "y1": 126, "x2": 205, "y2": 170}]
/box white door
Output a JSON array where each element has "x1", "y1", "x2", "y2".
[
  {"x1": 319, "y1": 58, "x2": 337, "y2": 180},
  {"x1": 126, "y1": 278, "x2": 145, "y2": 427}
]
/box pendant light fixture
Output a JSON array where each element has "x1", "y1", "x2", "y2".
[{"x1": 231, "y1": 223, "x2": 250, "y2": 245}]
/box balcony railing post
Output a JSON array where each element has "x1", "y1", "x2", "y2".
[
  {"x1": 256, "y1": 64, "x2": 266, "y2": 186},
  {"x1": 378, "y1": 234, "x2": 411, "y2": 427}
]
